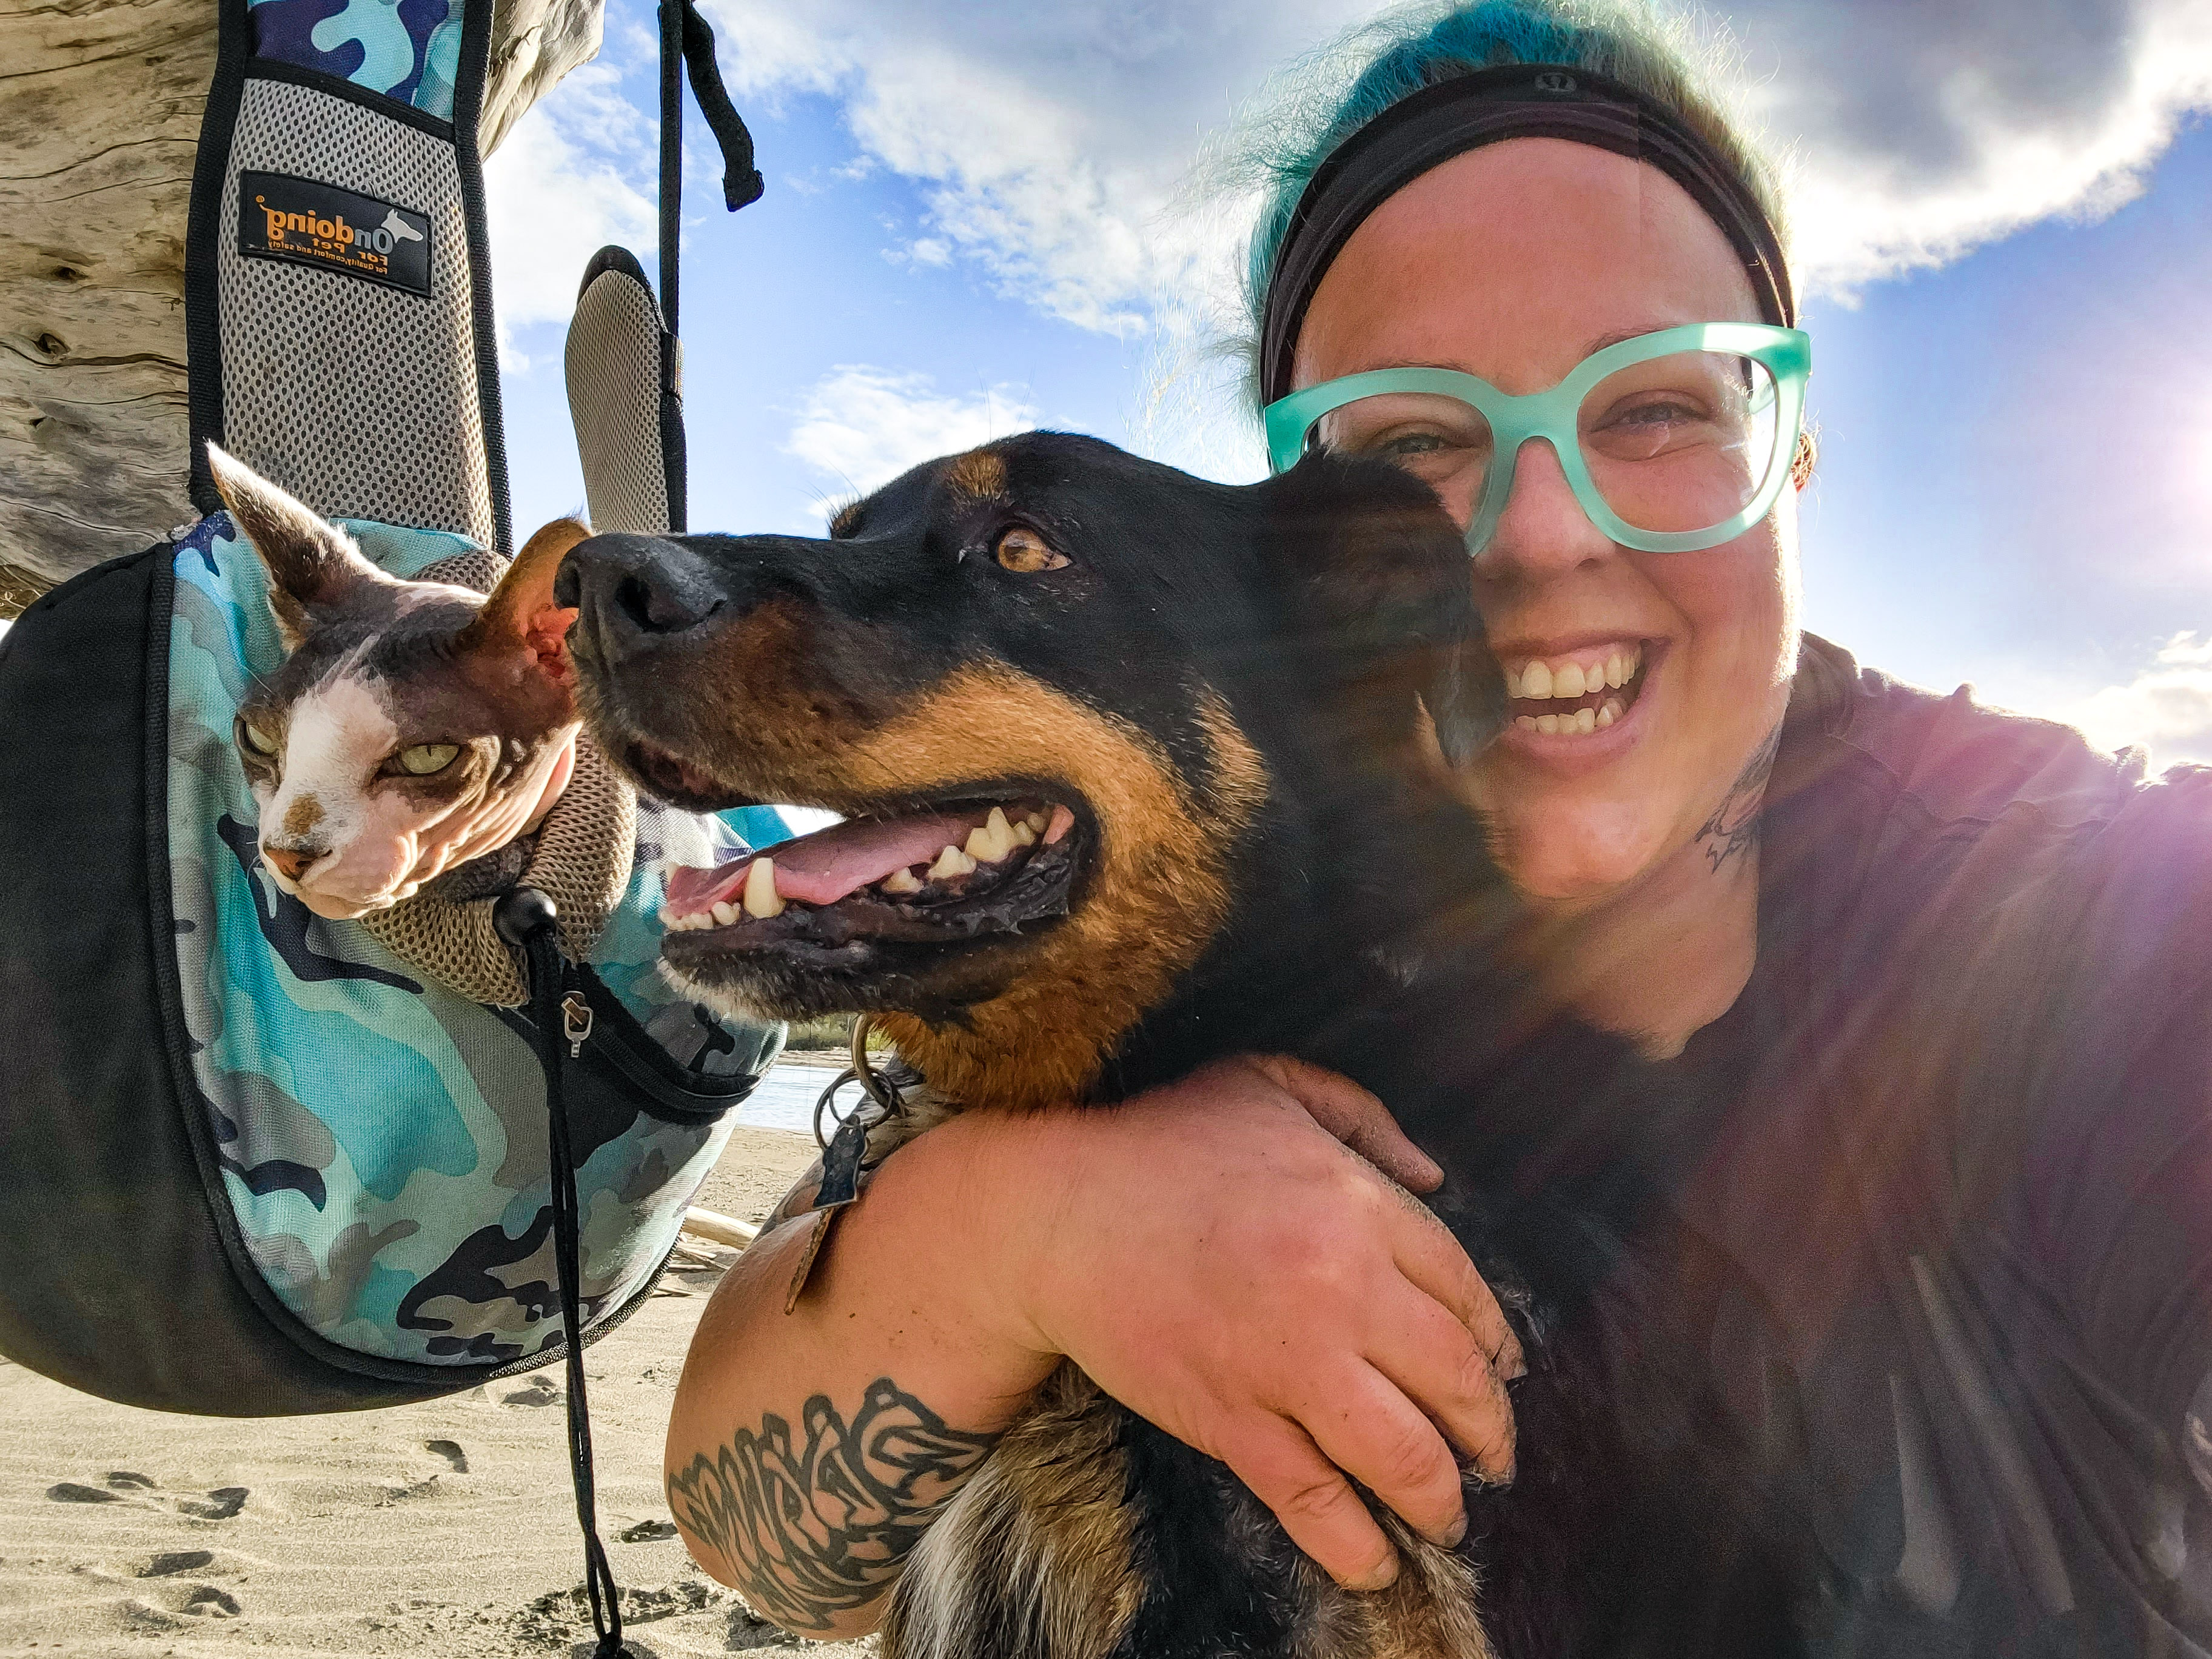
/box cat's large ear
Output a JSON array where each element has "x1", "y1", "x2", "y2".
[
  {"x1": 1261, "y1": 453, "x2": 1506, "y2": 768},
  {"x1": 457, "y1": 517, "x2": 591, "y2": 694},
  {"x1": 205, "y1": 443, "x2": 393, "y2": 650}
]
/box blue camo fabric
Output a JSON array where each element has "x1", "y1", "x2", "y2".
[
  {"x1": 248, "y1": 0, "x2": 466, "y2": 121},
  {"x1": 167, "y1": 513, "x2": 781, "y2": 1366}
]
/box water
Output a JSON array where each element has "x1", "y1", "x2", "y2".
[{"x1": 735, "y1": 1060, "x2": 860, "y2": 1137}]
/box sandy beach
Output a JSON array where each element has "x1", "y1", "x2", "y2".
[{"x1": 0, "y1": 1125, "x2": 870, "y2": 1659}]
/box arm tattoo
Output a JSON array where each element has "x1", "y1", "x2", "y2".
[
  {"x1": 668, "y1": 1376, "x2": 1000, "y2": 1633},
  {"x1": 1695, "y1": 720, "x2": 1782, "y2": 875}
]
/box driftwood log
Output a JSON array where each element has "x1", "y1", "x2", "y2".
[{"x1": 0, "y1": 0, "x2": 606, "y2": 611}]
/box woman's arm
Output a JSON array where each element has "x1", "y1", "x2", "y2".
[{"x1": 665, "y1": 1054, "x2": 1524, "y2": 1639}]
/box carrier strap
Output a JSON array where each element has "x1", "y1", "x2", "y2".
[
  {"x1": 657, "y1": 0, "x2": 763, "y2": 346},
  {"x1": 501, "y1": 888, "x2": 632, "y2": 1659}
]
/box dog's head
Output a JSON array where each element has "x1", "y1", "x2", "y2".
[
  {"x1": 563, "y1": 433, "x2": 1505, "y2": 1108},
  {"x1": 207, "y1": 445, "x2": 589, "y2": 919}
]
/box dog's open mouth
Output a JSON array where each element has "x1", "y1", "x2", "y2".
[{"x1": 657, "y1": 796, "x2": 1083, "y2": 962}]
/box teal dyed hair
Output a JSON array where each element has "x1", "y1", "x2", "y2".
[{"x1": 1235, "y1": 0, "x2": 1786, "y2": 408}]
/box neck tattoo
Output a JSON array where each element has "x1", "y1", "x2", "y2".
[{"x1": 1695, "y1": 720, "x2": 1781, "y2": 876}]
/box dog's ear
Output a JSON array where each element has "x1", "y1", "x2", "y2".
[
  {"x1": 1261, "y1": 454, "x2": 1506, "y2": 766},
  {"x1": 205, "y1": 442, "x2": 393, "y2": 650},
  {"x1": 457, "y1": 516, "x2": 591, "y2": 695}
]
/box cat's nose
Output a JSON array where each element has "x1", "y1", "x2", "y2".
[
  {"x1": 558, "y1": 533, "x2": 724, "y2": 657},
  {"x1": 262, "y1": 844, "x2": 321, "y2": 883}
]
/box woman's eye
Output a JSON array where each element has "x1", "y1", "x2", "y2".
[
  {"x1": 238, "y1": 719, "x2": 280, "y2": 757},
  {"x1": 1376, "y1": 431, "x2": 1448, "y2": 457},
  {"x1": 993, "y1": 526, "x2": 1070, "y2": 574},
  {"x1": 397, "y1": 742, "x2": 460, "y2": 776}
]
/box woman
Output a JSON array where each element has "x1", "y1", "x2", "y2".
[{"x1": 665, "y1": 3, "x2": 2212, "y2": 1650}]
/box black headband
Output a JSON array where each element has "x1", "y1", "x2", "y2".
[{"x1": 1258, "y1": 64, "x2": 1795, "y2": 404}]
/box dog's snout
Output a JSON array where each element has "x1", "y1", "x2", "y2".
[{"x1": 561, "y1": 534, "x2": 725, "y2": 655}]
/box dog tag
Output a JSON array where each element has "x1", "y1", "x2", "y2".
[{"x1": 783, "y1": 1109, "x2": 874, "y2": 1313}]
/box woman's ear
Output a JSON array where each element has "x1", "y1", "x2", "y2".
[
  {"x1": 204, "y1": 442, "x2": 394, "y2": 650},
  {"x1": 1262, "y1": 454, "x2": 1507, "y2": 768},
  {"x1": 1791, "y1": 427, "x2": 1817, "y2": 490},
  {"x1": 459, "y1": 517, "x2": 592, "y2": 691}
]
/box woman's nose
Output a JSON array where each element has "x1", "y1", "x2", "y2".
[{"x1": 1473, "y1": 439, "x2": 1614, "y2": 581}]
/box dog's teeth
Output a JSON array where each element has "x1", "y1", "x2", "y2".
[
  {"x1": 743, "y1": 856, "x2": 785, "y2": 917},
  {"x1": 881, "y1": 866, "x2": 923, "y2": 895},
  {"x1": 964, "y1": 807, "x2": 1014, "y2": 863},
  {"x1": 928, "y1": 843, "x2": 977, "y2": 879},
  {"x1": 711, "y1": 900, "x2": 739, "y2": 926},
  {"x1": 657, "y1": 907, "x2": 676, "y2": 928},
  {"x1": 1024, "y1": 810, "x2": 1048, "y2": 835},
  {"x1": 965, "y1": 806, "x2": 1017, "y2": 863},
  {"x1": 1011, "y1": 820, "x2": 1037, "y2": 846}
]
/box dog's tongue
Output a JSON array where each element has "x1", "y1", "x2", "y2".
[{"x1": 665, "y1": 809, "x2": 983, "y2": 912}]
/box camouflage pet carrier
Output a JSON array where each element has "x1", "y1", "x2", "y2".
[{"x1": 0, "y1": 2, "x2": 765, "y2": 1651}]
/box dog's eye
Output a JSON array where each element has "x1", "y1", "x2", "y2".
[
  {"x1": 397, "y1": 742, "x2": 460, "y2": 776},
  {"x1": 993, "y1": 526, "x2": 1069, "y2": 574},
  {"x1": 237, "y1": 717, "x2": 280, "y2": 758}
]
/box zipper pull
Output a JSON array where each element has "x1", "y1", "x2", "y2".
[{"x1": 561, "y1": 991, "x2": 594, "y2": 1059}]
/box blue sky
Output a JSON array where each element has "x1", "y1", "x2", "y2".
[{"x1": 488, "y1": 0, "x2": 2212, "y2": 763}]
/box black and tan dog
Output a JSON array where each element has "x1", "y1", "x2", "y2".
[{"x1": 560, "y1": 435, "x2": 1800, "y2": 1658}]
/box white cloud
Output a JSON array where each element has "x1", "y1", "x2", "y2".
[
  {"x1": 783, "y1": 366, "x2": 1040, "y2": 506},
  {"x1": 1730, "y1": 0, "x2": 2212, "y2": 294},
  {"x1": 482, "y1": 58, "x2": 657, "y2": 367},
  {"x1": 689, "y1": 0, "x2": 2212, "y2": 338},
  {"x1": 2066, "y1": 632, "x2": 2212, "y2": 767}
]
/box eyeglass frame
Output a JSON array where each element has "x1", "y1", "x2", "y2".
[{"x1": 1262, "y1": 321, "x2": 1812, "y2": 556}]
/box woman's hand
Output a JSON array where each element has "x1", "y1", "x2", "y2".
[
  {"x1": 963, "y1": 1054, "x2": 1523, "y2": 1589},
  {"x1": 666, "y1": 1053, "x2": 1521, "y2": 1636}
]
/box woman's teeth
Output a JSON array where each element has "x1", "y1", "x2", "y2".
[
  {"x1": 1505, "y1": 644, "x2": 1641, "y2": 700},
  {"x1": 1504, "y1": 643, "x2": 1644, "y2": 739}
]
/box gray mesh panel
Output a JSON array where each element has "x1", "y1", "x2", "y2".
[
  {"x1": 564, "y1": 266, "x2": 671, "y2": 536},
  {"x1": 216, "y1": 79, "x2": 494, "y2": 546}
]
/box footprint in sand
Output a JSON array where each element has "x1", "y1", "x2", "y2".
[
  {"x1": 177, "y1": 1486, "x2": 250, "y2": 1519},
  {"x1": 500, "y1": 1375, "x2": 561, "y2": 1407},
  {"x1": 183, "y1": 1584, "x2": 244, "y2": 1618},
  {"x1": 424, "y1": 1438, "x2": 470, "y2": 1473},
  {"x1": 45, "y1": 1476, "x2": 247, "y2": 1518},
  {"x1": 142, "y1": 1550, "x2": 217, "y2": 1577}
]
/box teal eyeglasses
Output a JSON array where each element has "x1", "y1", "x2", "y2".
[{"x1": 1264, "y1": 323, "x2": 1811, "y2": 555}]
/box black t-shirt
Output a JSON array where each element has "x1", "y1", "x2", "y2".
[{"x1": 1672, "y1": 634, "x2": 2212, "y2": 1655}]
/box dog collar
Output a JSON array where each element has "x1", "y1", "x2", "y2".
[{"x1": 1258, "y1": 64, "x2": 1796, "y2": 404}]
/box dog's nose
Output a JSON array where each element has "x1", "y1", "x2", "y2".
[
  {"x1": 262, "y1": 844, "x2": 321, "y2": 882},
  {"x1": 558, "y1": 533, "x2": 725, "y2": 652}
]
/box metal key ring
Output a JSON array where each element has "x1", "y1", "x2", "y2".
[{"x1": 810, "y1": 1014, "x2": 905, "y2": 1150}]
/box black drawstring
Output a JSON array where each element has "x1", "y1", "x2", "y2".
[
  {"x1": 655, "y1": 0, "x2": 763, "y2": 343},
  {"x1": 497, "y1": 888, "x2": 629, "y2": 1659}
]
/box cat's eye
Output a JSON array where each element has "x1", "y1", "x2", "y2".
[
  {"x1": 237, "y1": 717, "x2": 280, "y2": 757},
  {"x1": 397, "y1": 742, "x2": 460, "y2": 776},
  {"x1": 993, "y1": 525, "x2": 1069, "y2": 574}
]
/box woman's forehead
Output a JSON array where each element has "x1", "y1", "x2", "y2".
[{"x1": 1292, "y1": 137, "x2": 1765, "y2": 391}]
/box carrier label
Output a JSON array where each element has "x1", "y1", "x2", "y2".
[{"x1": 237, "y1": 171, "x2": 431, "y2": 296}]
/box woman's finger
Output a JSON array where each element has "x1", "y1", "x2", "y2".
[
  {"x1": 1215, "y1": 1413, "x2": 1402, "y2": 1591},
  {"x1": 1387, "y1": 1199, "x2": 1526, "y2": 1386},
  {"x1": 1364, "y1": 1289, "x2": 1518, "y2": 1483},
  {"x1": 1295, "y1": 1362, "x2": 1472, "y2": 1549},
  {"x1": 1241, "y1": 1054, "x2": 1444, "y2": 1192}
]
